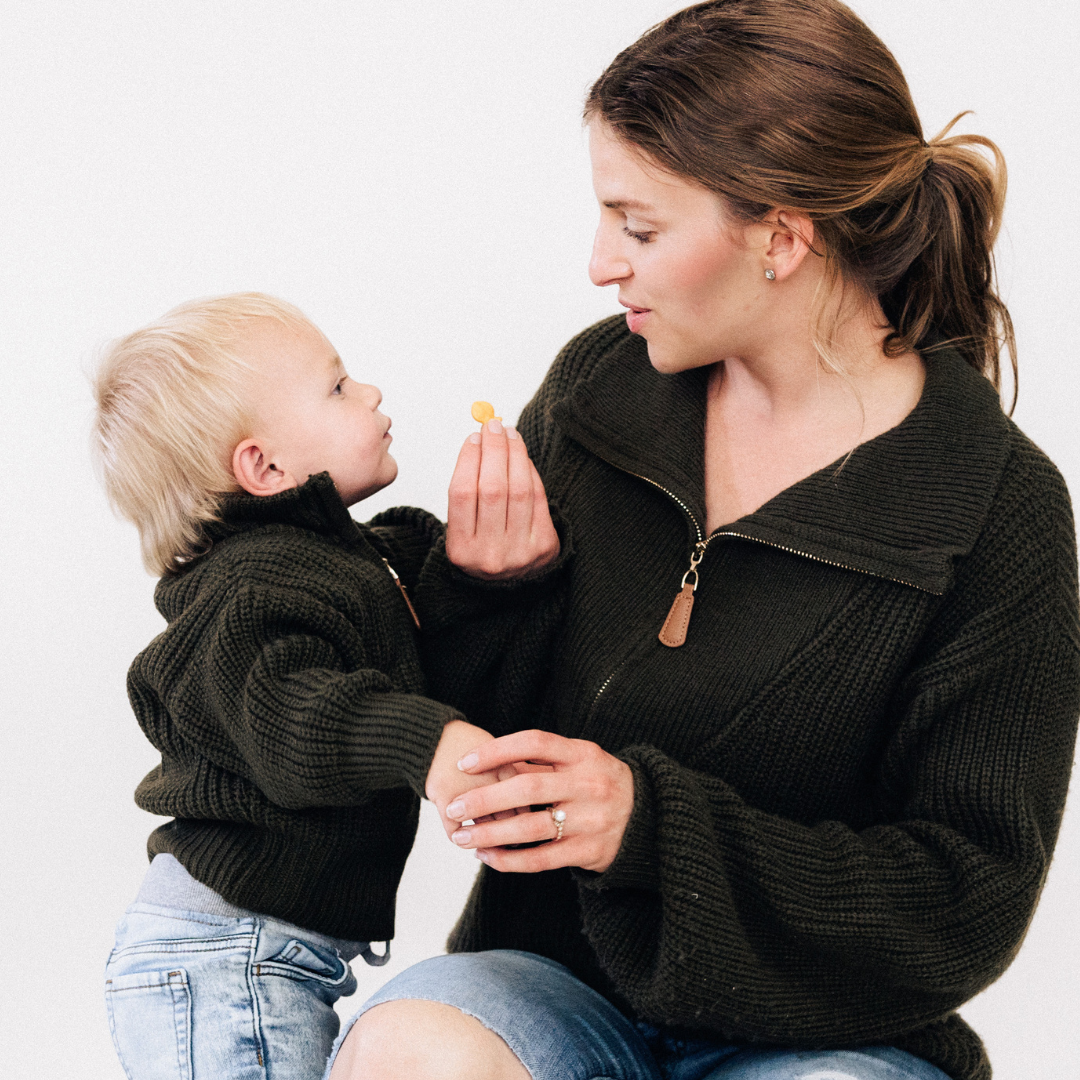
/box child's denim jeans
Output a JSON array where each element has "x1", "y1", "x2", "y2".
[{"x1": 105, "y1": 903, "x2": 365, "y2": 1080}]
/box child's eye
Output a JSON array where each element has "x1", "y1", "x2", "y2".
[
  {"x1": 623, "y1": 226, "x2": 654, "y2": 244},
  {"x1": 332, "y1": 380, "x2": 344, "y2": 395}
]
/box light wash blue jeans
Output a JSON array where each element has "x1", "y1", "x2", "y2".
[
  {"x1": 105, "y1": 903, "x2": 364, "y2": 1080},
  {"x1": 327, "y1": 951, "x2": 953, "y2": 1080}
]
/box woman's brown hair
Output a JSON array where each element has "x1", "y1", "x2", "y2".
[{"x1": 585, "y1": 0, "x2": 1016, "y2": 408}]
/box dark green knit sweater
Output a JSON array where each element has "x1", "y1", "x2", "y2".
[
  {"x1": 416, "y1": 316, "x2": 1080, "y2": 1080},
  {"x1": 129, "y1": 475, "x2": 461, "y2": 941}
]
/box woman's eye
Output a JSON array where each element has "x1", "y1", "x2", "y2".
[{"x1": 623, "y1": 226, "x2": 653, "y2": 244}]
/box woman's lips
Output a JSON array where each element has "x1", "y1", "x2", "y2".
[{"x1": 624, "y1": 306, "x2": 651, "y2": 334}]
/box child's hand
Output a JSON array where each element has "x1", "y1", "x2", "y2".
[
  {"x1": 446, "y1": 420, "x2": 560, "y2": 580},
  {"x1": 425, "y1": 720, "x2": 507, "y2": 839}
]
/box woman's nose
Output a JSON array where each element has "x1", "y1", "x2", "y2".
[{"x1": 588, "y1": 226, "x2": 632, "y2": 287}]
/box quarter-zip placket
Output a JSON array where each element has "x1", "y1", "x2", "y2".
[
  {"x1": 588, "y1": 461, "x2": 937, "y2": 712},
  {"x1": 629, "y1": 470, "x2": 935, "y2": 647}
]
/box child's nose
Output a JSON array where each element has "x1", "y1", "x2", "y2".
[{"x1": 359, "y1": 384, "x2": 382, "y2": 408}]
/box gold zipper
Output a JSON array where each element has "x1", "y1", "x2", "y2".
[
  {"x1": 382, "y1": 558, "x2": 421, "y2": 629},
  {"x1": 592, "y1": 465, "x2": 934, "y2": 707},
  {"x1": 631, "y1": 469, "x2": 928, "y2": 642},
  {"x1": 704, "y1": 531, "x2": 927, "y2": 592}
]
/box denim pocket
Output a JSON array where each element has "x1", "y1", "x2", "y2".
[
  {"x1": 255, "y1": 939, "x2": 352, "y2": 988},
  {"x1": 105, "y1": 967, "x2": 193, "y2": 1080}
]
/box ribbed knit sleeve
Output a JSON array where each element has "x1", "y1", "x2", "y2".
[
  {"x1": 131, "y1": 558, "x2": 462, "y2": 808},
  {"x1": 573, "y1": 435, "x2": 1080, "y2": 1051}
]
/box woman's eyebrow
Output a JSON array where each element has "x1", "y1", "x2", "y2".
[{"x1": 603, "y1": 199, "x2": 657, "y2": 212}]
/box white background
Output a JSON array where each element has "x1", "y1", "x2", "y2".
[{"x1": 2, "y1": 2, "x2": 1077, "y2": 1077}]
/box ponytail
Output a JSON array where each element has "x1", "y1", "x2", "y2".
[{"x1": 880, "y1": 114, "x2": 1016, "y2": 409}]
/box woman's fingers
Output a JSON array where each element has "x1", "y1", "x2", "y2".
[
  {"x1": 445, "y1": 768, "x2": 561, "y2": 822},
  {"x1": 451, "y1": 807, "x2": 558, "y2": 849},
  {"x1": 503, "y1": 425, "x2": 535, "y2": 542},
  {"x1": 447, "y1": 731, "x2": 635, "y2": 873},
  {"x1": 474, "y1": 419, "x2": 510, "y2": 537},
  {"x1": 444, "y1": 418, "x2": 559, "y2": 579},
  {"x1": 446, "y1": 432, "x2": 482, "y2": 547},
  {"x1": 458, "y1": 729, "x2": 575, "y2": 775},
  {"x1": 528, "y1": 461, "x2": 555, "y2": 540}
]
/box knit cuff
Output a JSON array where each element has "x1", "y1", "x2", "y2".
[
  {"x1": 576, "y1": 755, "x2": 661, "y2": 893},
  {"x1": 414, "y1": 506, "x2": 573, "y2": 632},
  {"x1": 351, "y1": 692, "x2": 465, "y2": 799}
]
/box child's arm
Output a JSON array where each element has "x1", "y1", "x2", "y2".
[{"x1": 130, "y1": 568, "x2": 500, "y2": 812}]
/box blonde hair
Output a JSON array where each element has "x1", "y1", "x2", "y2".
[{"x1": 92, "y1": 292, "x2": 313, "y2": 576}]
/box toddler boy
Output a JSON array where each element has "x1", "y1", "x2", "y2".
[{"x1": 94, "y1": 293, "x2": 498, "y2": 1080}]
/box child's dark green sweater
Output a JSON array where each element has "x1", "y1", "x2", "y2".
[
  {"x1": 417, "y1": 317, "x2": 1080, "y2": 1080},
  {"x1": 128, "y1": 475, "x2": 460, "y2": 942}
]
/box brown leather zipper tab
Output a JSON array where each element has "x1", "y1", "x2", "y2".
[
  {"x1": 383, "y1": 558, "x2": 421, "y2": 629},
  {"x1": 658, "y1": 542, "x2": 706, "y2": 648},
  {"x1": 659, "y1": 582, "x2": 695, "y2": 647}
]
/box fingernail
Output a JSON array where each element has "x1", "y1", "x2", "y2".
[
  {"x1": 487, "y1": 419, "x2": 503, "y2": 434},
  {"x1": 475, "y1": 850, "x2": 490, "y2": 864},
  {"x1": 457, "y1": 753, "x2": 479, "y2": 771},
  {"x1": 446, "y1": 800, "x2": 465, "y2": 819},
  {"x1": 451, "y1": 829, "x2": 471, "y2": 846},
  {"x1": 505, "y1": 426, "x2": 520, "y2": 440},
  {"x1": 468, "y1": 432, "x2": 481, "y2": 445}
]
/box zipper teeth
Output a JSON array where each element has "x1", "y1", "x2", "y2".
[
  {"x1": 626, "y1": 467, "x2": 934, "y2": 593},
  {"x1": 592, "y1": 654, "x2": 634, "y2": 707},
  {"x1": 632, "y1": 472, "x2": 704, "y2": 544},
  {"x1": 589, "y1": 462, "x2": 938, "y2": 709},
  {"x1": 708, "y1": 531, "x2": 933, "y2": 593},
  {"x1": 593, "y1": 670, "x2": 618, "y2": 704}
]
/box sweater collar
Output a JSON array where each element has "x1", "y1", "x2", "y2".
[
  {"x1": 208, "y1": 472, "x2": 370, "y2": 551},
  {"x1": 550, "y1": 329, "x2": 1011, "y2": 594}
]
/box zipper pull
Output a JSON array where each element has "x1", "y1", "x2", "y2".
[
  {"x1": 382, "y1": 558, "x2": 421, "y2": 629},
  {"x1": 659, "y1": 542, "x2": 705, "y2": 648}
]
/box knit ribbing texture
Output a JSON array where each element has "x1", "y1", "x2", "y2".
[
  {"x1": 418, "y1": 317, "x2": 1080, "y2": 1080},
  {"x1": 129, "y1": 475, "x2": 461, "y2": 941}
]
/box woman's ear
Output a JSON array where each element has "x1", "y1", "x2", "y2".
[
  {"x1": 764, "y1": 210, "x2": 816, "y2": 282},
  {"x1": 232, "y1": 438, "x2": 298, "y2": 497}
]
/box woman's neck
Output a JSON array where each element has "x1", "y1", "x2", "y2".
[{"x1": 702, "y1": 300, "x2": 925, "y2": 533}]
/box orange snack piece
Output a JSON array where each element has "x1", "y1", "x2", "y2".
[{"x1": 471, "y1": 401, "x2": 499, "y2": 424}]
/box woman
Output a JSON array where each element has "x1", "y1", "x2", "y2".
[{"x1": 330, "y1": 2, "x2": 1079, "y2": 1078}]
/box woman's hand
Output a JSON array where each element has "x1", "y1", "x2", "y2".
[
  {"x1": 442, "y1": 730, "x2": 635, "y2": 874},
  {"x1": 446, "y1": 419, "x2": 559, "y2": 580}
]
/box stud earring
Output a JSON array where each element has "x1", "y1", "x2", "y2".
[{"x1": 764, "y1": 269, "x2": 776, "y2": 281}]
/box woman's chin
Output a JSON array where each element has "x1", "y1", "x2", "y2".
[{"x1": 645, "y1": 338, "x2": 703, "y2": 376}]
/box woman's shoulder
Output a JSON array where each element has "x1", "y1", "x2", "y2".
[
  {"x1": 998, "y1": 420, "x2": 1073, "y2": 526},
  {"x1": 955, "y1": 418, "x2": 1077, "y2": 626}
]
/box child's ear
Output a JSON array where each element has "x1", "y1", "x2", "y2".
[{"x1": 232, "y1": 439, "x2": 298, "y2": 497}]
